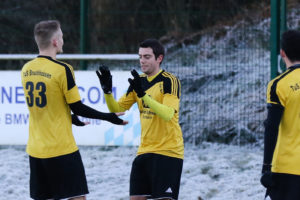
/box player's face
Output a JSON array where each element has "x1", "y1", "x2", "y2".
[
  {"x1": 54, "y1": 28, "x2": 64, "y2": 54},
  {"x1": 139, "y1": 47, "x2": 162, "y2": 76}
]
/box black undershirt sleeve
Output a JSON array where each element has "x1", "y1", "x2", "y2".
[
  {"x1": 69, "y1": 101, "x2": 123, "y2": 125},
  {"x1": 71, "y1": 114, "x2": 85, "y2": 126},
  {"x1": 263, "y1": 103, "x2": 284, "y2": 167}
]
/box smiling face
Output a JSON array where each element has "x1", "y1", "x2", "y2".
[{"x1": 138, "y1": 47, "x2": 163, "y2": 76}]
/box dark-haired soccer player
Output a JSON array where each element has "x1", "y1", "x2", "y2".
[
  {"x1": 21, "y1": 20, "x2": 127, "y2": 200},
  {"x1": 97, "y1": 39, "x2": 184, "y2": 200},
  {"x1": 261, "y1": 30, "x2": 300, "y2": 200}
]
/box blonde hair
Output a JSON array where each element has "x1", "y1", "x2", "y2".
[{"x1": 34, "y1": 20, "x2": 60, "y2": 50}]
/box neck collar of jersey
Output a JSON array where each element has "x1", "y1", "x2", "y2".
[
  {"x1": 147, "y1": 69, "x2": 163, "y2": 82},
  {"x1": 37, "y1": 55, "x2": 54, "y2": 60},
  {"x1": 288, "y1": 64, "x2": 300, "y2": 70}
]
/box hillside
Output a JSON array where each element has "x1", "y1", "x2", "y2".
[{"x1": 163, "y1": 4, "x2": 300, "y2": 145}]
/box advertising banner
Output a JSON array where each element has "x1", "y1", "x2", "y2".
[{"x1": 0, "y1": 71, "x2": 141, "y2": 145}]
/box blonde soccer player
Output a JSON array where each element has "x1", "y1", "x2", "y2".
[{"x1": 22, "y1": 20, "x2": 127, "y2": 200}]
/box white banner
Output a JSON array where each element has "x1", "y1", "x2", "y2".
[{"x1": 0, "y1": 71, "x2": 140, "y2": 146}]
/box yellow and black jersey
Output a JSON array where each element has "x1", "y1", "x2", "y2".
[
  {"x1": 267, "y1": 64, "x2": 300, "y2": 175},
  {"x1": 117, "y1": 70, "x2": 184, "y2": 159},
  {"x1": 21, "y1": 55, "x2": 81, "y2": 158}
]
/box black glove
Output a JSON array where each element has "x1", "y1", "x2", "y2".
[
  {"x1": 260, "y1": 164, "x2": 275, "y2": 188},
  {"x1": 96, "y1": 65, "x2": 112, "y2": 94},
  {"x1": 71, "y1": 114, "x2": 86, "y2": 126},
  {"x1": 128, "y1": 69, "x2": 145, "y2": 98}
]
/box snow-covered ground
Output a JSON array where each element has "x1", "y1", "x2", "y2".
[{"x1": 0, "y1": 143, "x2": 265, "y2": 200}]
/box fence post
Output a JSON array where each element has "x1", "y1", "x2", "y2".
[
  {"x1": 278, "y1": 0, "x2": 287, "y2": 72},
  {"x1": 270, "y1": 0, "x2": 280, "y2": 80},
  {"x1": 280, "y1": 0, "x2": 287, "y2": 34},
  {"x1": 270, "y1": 0, "x2": 287, "y2": 79}
]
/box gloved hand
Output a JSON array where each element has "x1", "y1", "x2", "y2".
[
  {"x1": 72, "y1": 114, "x2": 89, "y2": 126},
  {"x1": 128, "y1": 69, "x2": 145, "y2": 98},
  {"x1": 96, "y1": 65, "x2": 112, "y2": 94},
  {"x1": 105, "y1": 112, "x2": 128, "y2": 125},
  {"x1": 260, "y1": 164, "x2": 275, "y2": 188}
]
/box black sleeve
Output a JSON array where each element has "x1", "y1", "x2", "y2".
[
  {"x1": 263, "y1": 103, "x2": 284, "y2": 166},
  {"x1": 71, "y1": 114, "x2": 85, "y2": 126},
  {"x1": 69, "y1": 101, "x2": 123, "y2": 125}
]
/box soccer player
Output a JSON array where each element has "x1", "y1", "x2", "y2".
[
  {"x1": 21, "y1": 20, "x2": 127, "y2": 200},
  {"x1": 96, "y1": 39, "x2": 184, "y2": 200},
  {"x1": 261, "y1": 30, "x2": 300, "y2": 200}
]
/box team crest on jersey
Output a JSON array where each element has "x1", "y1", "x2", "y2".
[{"x1": 290, "y1": 82, "x2": 300, "y2": 91}]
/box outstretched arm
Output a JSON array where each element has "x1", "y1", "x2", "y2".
[
  {"x1": 69, "y1": 101, "x2": 128, "y2": 125},
  {"x1": 104, "y1": 93, "x2": 127, "y2": 112}
]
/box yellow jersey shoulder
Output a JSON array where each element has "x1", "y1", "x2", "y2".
[{"x1": 267, "y1": 68, "x2": 300, "y2": 106}]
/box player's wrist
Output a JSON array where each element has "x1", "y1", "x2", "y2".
[
  {"x1": 102, "y1": 88, "x2": 112, "y2": 94},
  {"x1": 137, "y1": 91, "x2": 145, "y2": 98}
]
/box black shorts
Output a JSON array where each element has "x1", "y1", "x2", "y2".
[
  {"x1": 265, "y1": 173, "x2": 300, "y2": 200},
  {"x1": 130, "y1": 153, "x2": 183, "y2": 200},
  {"x1": 29, "y1": 150, "x2": 89, "y2": 200}
]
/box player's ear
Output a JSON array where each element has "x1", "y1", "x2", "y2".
[
  {"x1": 52, "y1": 38, "x2": 57, "y2": 47},
  {"x1": 157, "y1": 54, "x2": 163, "y2": 63},
  {"x1": 280, "y1": 49, "x2": 286, "y2": 58}
]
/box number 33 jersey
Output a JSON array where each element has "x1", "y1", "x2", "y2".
[{"x1": 21, "y1": 55, "x2": 81, "y2": 158}]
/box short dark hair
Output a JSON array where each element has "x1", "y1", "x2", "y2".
[
  {"x1": 34, "y1": 20, "x2": 60, "y2": 50},
  {"x1": 139, "y1": 39, "x2": 165, "y2": 64},
  {"x1": 281, "y1": 30, "x2": 300, "y2": 62}
]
